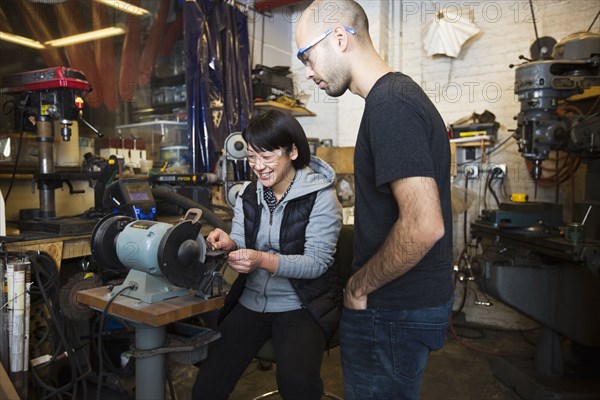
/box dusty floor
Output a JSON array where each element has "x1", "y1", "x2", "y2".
[
  {"x1": 91, "y1": 318, "x2": 600, "y2": 400},
  {"x1": 162, "y1": 321, "x2": 598, "y2": 400}
]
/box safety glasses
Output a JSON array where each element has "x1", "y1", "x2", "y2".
[
  {"x1": 297, "y1": 26, "x2": 357, "y2": 65},
  {"x1": 247, "y1": 149, "x2": 283, "y2": 167}
]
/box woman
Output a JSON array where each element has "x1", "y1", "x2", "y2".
[{"x1": 192, "y1": 110, "x2": 343, "y2": 400}]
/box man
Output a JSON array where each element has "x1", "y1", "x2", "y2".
[{"x1": 296, "y1": 1, "x2": 454, "y2": 399}]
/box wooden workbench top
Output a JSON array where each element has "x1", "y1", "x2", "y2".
[{"x1": 77, "y1": 286, "x2": 225, "y2": 327}]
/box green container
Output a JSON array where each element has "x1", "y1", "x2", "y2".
[{"x1": 565, "y1": 223, "x2": 585, "y2": 244}]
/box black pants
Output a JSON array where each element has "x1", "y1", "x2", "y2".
[{"x1": 192, "y1": 304, "x2": 326, "y2": 400}]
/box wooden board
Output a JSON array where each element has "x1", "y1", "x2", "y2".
[
  {"x1": 450, "y1": 143, "x2": 457, "y2": 178},
  {"x1": 76, "y1": 286, "x2": 225, "y2": 327},
  {"x1": 0, "y1": 362, "x2": 20, "y2": 400},
  {"x1": 316, "y1": 147, "x2": 355, "y2": 175},
  {"x1": 3, "y1": 234, "x2": 91, "y2": 272}
]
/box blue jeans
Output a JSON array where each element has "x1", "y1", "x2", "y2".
[{"x1": 340, "y1": 299, "x2": 453, "y2": 400}]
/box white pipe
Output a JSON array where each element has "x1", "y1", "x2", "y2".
[{"x1": 9, "y1": 263, "x2": 25, "y2": 373}]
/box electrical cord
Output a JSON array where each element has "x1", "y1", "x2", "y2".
[
  {"x1": 89, "y1": 315, "x2": 134, "y2": 377},
  {"x1": 462, "y1": 169, "x2": 471, "y2": 246},
  {"x1": 452, "y1": 317, "x2": 486, "y2": 340},
  {"x1": 451, "y1": 318, "x2": 540, "y2": 340},
  {"x1": 3, "y1": 93, "x2": 30, "y2": 204},
  {"x1": 449, "y1": 315, "x2": 533, "y2": 360},
  {"x1": 456, "y1": 133, "x2": 516, "y2": 167},
  {"x1": 449, "y1": 245, "x2": 538, "y2": 360},
  {"x1": 453, "y1": 280, "x2": 468, "y2": 318},
  {"x1": 96, "y1": 283, "x2": 136, "y2": 400},
  {"x1": 526, "y1": 155, "x2": 581, "y2": 187},
  {"x1": 587, "y1": 8, "x2": 600, "y2": 32},
  {"x1": 152, "y1": 185, "x2": 231, "y2": 231},
  {"x1": 26, "y1": 251, "x2": 92, "y2": 400},
  {"x1": 487, "y1": 168, "x2": 503, "y2": 208},
  {"x1": 1, "y1": 98, "x2": 15, "y2": 115},
  {"x1": 166, "y1": 361, "x2": 177, "y2": 400},
  {"x1": 452, "y1": 241, "x2": 473, "y2": 317},
  {"x1": 210, "y1": 203, "x2": 234, "y2": 218},
  {"x1": 483, "y1": 169, "x2": 491, "y2": 210}
]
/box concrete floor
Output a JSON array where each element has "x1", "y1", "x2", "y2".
[
  {"x1": 95, "y1": 316, "x2": 600, "y2": 400},
  {"x1": 148, "y1": 278, "x2": 598, "y2": 399},
  {"x1": 164, "y1": 322, "x2": 536, "y2": 400}
]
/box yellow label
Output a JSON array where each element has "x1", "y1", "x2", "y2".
[
  {"x1": 131, "y1": 223, "x2": 150, "y2": 229},
  {"x1": 459, "y1": 131, "x2": 487, "y2": 137},
  {"x1": 510, "y1": 193, "x2": 529, "y2": 203}
]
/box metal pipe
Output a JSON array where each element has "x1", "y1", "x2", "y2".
[
  {"x1": 36, "y1": 118, "x2": 55, "y2": 216},
  {"x1": 134, "y1": 324, "x2": 166, "y2": 400},
  {"x1": 36, "y1": 118, "x2": 53, "y2": 175}
]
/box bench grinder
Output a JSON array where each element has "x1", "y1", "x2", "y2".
[{"x1": 91, "y1": 209, "x2": 225, "y2": 303}]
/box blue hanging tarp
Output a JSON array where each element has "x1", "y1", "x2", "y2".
[{"x1": 184, "y1": 0, "x2": 252, "y2": 173}]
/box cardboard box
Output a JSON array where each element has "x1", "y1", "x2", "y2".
[{"x1": 316, "y1": 146, "x2": 354, "y2": 175}]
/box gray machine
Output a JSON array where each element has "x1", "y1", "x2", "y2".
[
  {"x1": 512, "y1": 32, "x2": 600, "y2": 181},
  {"x1": 91, "y1": 208, "x2": 226, "y2": 303},
  {"x1": 0, "y1": 67, "x2": 104, "y2": 234},
  {"x1": 471, "y1": 32, "x2": 600, "y2": 399}
]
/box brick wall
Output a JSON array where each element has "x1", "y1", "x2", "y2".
[
  {"x1": 255, "y1": 0, "x2": 598, "y2": 246},
  {"x1": 286, "y1": 0, "x2": 598, "y2": 246},
  {"x1": 248, "y1": 0, "x2": 599, "y2": 328}
]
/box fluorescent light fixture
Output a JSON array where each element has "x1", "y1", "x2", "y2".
[
  {"x1": 95, "y1": 0, "x2": 150, "y2": 16},
  {"x1": 0, "y1": 31, "x2": 45, "y2": 49},
  {"x1": 45, "y1": 26, "x2": 125, "y2": 47}
]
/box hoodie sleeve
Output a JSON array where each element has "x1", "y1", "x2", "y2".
[
  {"x1": 229, "y1": 189, "x2": 247, "y2": 250},
  {"x1": 274, "y1": 186, "x2": 342, "y2": 279}
]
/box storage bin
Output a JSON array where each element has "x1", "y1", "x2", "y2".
[
  {"x1": 116, "y1": 120, "x2": 188, "y2": 163},
  {"x1": 167, "y1": 322, "x2": 221, "y2": 365}
]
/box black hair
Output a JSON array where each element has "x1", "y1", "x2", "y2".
[{"x1": 242, "y1": 109, "x2": 311, "y2": 169}]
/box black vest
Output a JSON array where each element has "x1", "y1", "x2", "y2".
[{"x1": 218, "y1": 182, "x2": 342, "y2": 340}]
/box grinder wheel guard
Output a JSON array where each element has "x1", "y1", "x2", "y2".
[
  {"x1": 90, "y1": 213, "x2": 132, "y2": 273},
  {"x1": 158, "y1": 219, "x2": 206, "y2": 288}
]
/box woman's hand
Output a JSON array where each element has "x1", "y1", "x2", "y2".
[
  {"x1": 206, "y1": 228, "x2": 236, "y2": 252},
  {"x1": 227, "y1": 249, "x2": 264, "y2": 274}
]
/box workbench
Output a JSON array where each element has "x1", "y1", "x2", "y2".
[
  {"x1": 2, "y1": 233, "x2": 91, "y2": 272},
  {"x1": 77, "y1": 287, "x2": 225, "y2": 400}
]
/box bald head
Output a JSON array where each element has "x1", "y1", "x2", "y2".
[
  {"x1": 296, "y1": 0, "x2": 391, "y2": 99},
  {"x1": 297, "y1": 0, "x2": 370, "y2": 44}
]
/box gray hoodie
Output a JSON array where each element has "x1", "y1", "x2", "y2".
[{"x1": 230, "y1": 156, "x2": 343, "y2": 313}]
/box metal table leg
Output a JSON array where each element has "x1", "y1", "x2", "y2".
[{"x1": 134, "y1": 323, "x2": 166, "y2": 400}]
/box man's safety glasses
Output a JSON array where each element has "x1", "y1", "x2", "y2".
[{"x1": 297, "y1": 26, "x2": 357, "y2": 65}]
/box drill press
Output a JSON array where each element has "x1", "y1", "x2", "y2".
[{"x1": 1, "y1": 67, "x2": 104, "y2": 233}]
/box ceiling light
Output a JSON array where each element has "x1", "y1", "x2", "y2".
[
  {"x1": 95, "y1": 0, "x2": 150, "y2": 16},
  {"x1": 0, "y1": 31, "x2": 45, "y2": 49},
  {"x1": 45, "y1": 26, "x2": 125, "y2": 47}
]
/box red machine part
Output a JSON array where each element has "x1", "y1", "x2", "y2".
[{"x1": 0, "y1": 67, "x2": 90, "y2": 95}]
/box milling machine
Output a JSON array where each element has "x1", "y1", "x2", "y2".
[{"x1": 470, "y1": 32, "x2": 600, "y2": 399}]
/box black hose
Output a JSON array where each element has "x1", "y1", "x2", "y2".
[
  {"x1": 28, "y1": 252, "x2": 85, "y2": 400},
  {"x1": 452, "y1": 281, "x2": 468, "y2": 318},
  {"x1": 151, "y1": 185, "x2": 231, "y2": 232},
  {"x1": 96, "y1": 284, "x2": 135, "y2": 400},
  {"x1": 463, "y1": 173, "x2": 469, "y2": 246},
  {"x1": 488, "y1": 169, "x2": 502, "y2": 208}
]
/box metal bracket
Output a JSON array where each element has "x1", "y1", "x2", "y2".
[{"x1": 196, "y1": 252, "x2": 228, "y2": 299}]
